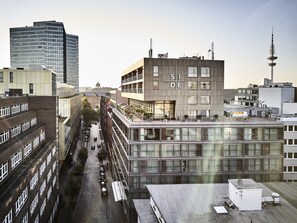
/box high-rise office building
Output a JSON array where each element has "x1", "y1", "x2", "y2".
[{"x1": 10, "y1": 21, "x2": 79, "y2": 91}]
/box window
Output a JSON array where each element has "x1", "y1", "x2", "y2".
[
  {"x1": 200, "y1": 110, "x2": 210, "y2": 117},
  {"x1": 40, "y1": 161, "x2": 46, "y2": 176},
  {"x1": 207, "y1": 128, "x2": 222, "y2": 141},
  {"x1": 0, "y1": 130, "x2": 9, "y2": 144},
  {"x1": 24, "y1": 142, "x2": 32, "y2": 158},
  {"x1": 33, "y1": 136, "x2": 39, "y2": 149},
  {"x1": 10, "y1": 72, "x2": 13, "y2": 83},
  {"x1": 200, "y1": 96, "x2": 210, "y2": 104},
  {"x1": 288, "y1": 125, "x2": 293, "y2": 131},
  {"x1": 188, "y1": 67, "x2": 197, "y2": 77},
  {"x1": 201, "y1": 67, "x2": 210, "y2": 77},
  {"x1": 182, "y1": 128, "x2": 201, "y2": 141},
  {"x1": 21, "y1": 212, "x2": 28, "y2": 223},
  {"x1": 2, "y1": 209, "x2": 12, "y2": 223},
  {"x1": 47, "y1": 185, "x2": 52, "y2": 199},
  {"x1": 40, "y1": 180, "x2": 46, "y2": 196},
  {"x1": 0, "y1": 106, "x2": 10, "y2": 117},
  {"x1": 295, "y1": 125, "x2": 297, "y2": 131},
  {"x1": 0, "y1": 72, "x2": 3, "y2": 82},
  {"x1": 224, "y1": 144, "x2": 242, "y2": 156},
  {"x1": 153, "y1": 66, "x2": 159, "y2": 77},
  {"x1": 201, "y1": 81, "x2": 210, "y2": 89},
  {"x1": 0, "y1": 162, "x2": 9, "y2": 182},
  {"x1": 40, "y1": 199, "x2": 46, "y2": 216},
  {"x1": 153, "y1": 81, "x2": 159, "y2": 90},
  {"x1": 31, "y1": 117, "x2": 37, "y2": 126},
  {"x1": 15, "y1": 187, "x2": 28, "y2": 215},
  {"x1": 30, "y1": 172, "x2": 39, "y2": 190},
  {"x1": 188, "y1": 96, "x2": 197, "y2": 104},
  {"x1": 47, "y1": 169, "x2": 52, "y2": 183},
  {"x1": 188, "y1": 81, "x2": 197, "y2": 89},
  {"x1": 22, "y1": 121, "x2": 30, "y2": 131},
  {"x1": 11, "y1": 125, "x2": 22, "y2": 137},
  {"x1": 30, "y1": 194, "x2": 39, "y2": 215},
  {"x1": 11, "y1": 104, "x2": 21, "y2": 114},
  {"x1": 11, "y1": 150, "x2": 22, "y2": 170},
  {"x1": 29, "y1": 83, "x2": 33, "y2": 94}
]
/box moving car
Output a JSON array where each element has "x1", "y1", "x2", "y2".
[
  {"x1": 91, "y1": 145, "x2": 95, "y2": 150},
  {"x1": 94, "y1": 137, "x2": 97, "y2": 141}
]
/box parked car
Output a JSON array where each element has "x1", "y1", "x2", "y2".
[
  {"x1": 100, "y1": 181, "x2": 107, "y2": 188},
  {"x1": 101, "y1": 187, "x2": 108, "y2": 197},
  {"x1": 97, "y1": 144, "x2": 101, "y2": 148},
  {"x1": 91, "y1": 145, "x2": 95, "y2": 150},
  {"x1": 99, "y1": 164, "x2": 105, "y2": 173}
]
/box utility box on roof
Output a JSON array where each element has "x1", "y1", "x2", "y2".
[{"x1": 228, "y1": 179, "x2": 262, "y2": 211}]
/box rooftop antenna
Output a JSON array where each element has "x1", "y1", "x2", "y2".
[
  {"x1": 211, "y1": 42, "x2": 214, "y2": 60},
  {"x1": 149, "y1": 38, "x2": 153, "y2": 58},
  {"x1": 268, "y1": 28, "x2": 277, "y2": 83}
]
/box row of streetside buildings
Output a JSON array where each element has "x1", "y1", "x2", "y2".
[
  {"x1": 0, "y1": 67, "x2": 81, "y2": 223},
  {"x1": 100, "y1": 56, "x2": 290, "y2": 222}
]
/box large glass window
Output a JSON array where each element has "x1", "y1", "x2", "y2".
[
  {"x1": 188, "y1": 96, "x2": 197, "y2": 104},
  {"x1": 245, "y1": 144, "x2": 262, "y2": 156},
  {"x1": 224, "y1": 144, "x2": 242, "y2": 156},
  {"x1": 201, "y1": 81, "x2": 210, "y2": 90},
  {"x1": 140, "y1": 144, "x2": 159, "y2": 157},
  {"x1": 203, "y1": 144, "x2": 221, "y2": 156},
  {"x1": 188, "y1": 81, "x2": 198, "y2": 89},
  {"x1": 244, "y1": 128, "x2": 263, "y2": 140},
  {"x1": 247, "y1": 159, "x2": 262, "y2": 171},
  {"x1": 264, "y1": 128, "x2": 281, "y2": 140},
  {"x1": 224, "y1": 128, "x2": 239, "y2": 140},
  {"x1": 201, "y1": 67, "x2": 210, "y2": 77},
  {"x1": 188, "y1": 67, "x2": 197, "y2": 77},
  {"x1": 161, "y1": 144, "x2": 180, "y2": 157},
  {"x1": 200, "y1": 96, "x2": 210, "y2": 104},
  {"x1": 181, "y1": 144, "x2": 202, "y2": 156},
  {"x1": 140, "y1": 128, "x2": 160, "y2": 141},
  {"x1": 10, "y1": 72, "x2": 13, "y2": 83},
  {"x1": 153, "y1": 66, "x2": 159, "y2": 77},
  {"x1": 182, "y1": 128, "x2": 201, "y2": 141},
  {"x1": 153, "y1": 81, "x2": 159, "y2": 90},
  {"x1": 207, "y1": 128, "x2": 222, "y2": 141},
  {"x1": 161, "y1": 128, "x2": 180, "y2": 140},
  {"x1": 29, "y1": 83, "x2": 33, "y2": 94}
]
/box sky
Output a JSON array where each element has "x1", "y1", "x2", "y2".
[{"x1": 0, "y1": 0, "x2": 296, "y2": 89}]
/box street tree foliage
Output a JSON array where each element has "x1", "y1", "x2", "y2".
[
  {"x1": 81, "y1": 97, "x2": 99, "y2": 125},
  {"x1": 78, "y1": 147, "x2": 88, "y2": 165}
]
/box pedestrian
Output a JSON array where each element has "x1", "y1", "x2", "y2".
[{"x1": 106, "y1": 162, "x2": 109, "y2": 171}]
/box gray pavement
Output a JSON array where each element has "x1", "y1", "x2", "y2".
[{"x1": 72, "y1": 123, "x2": 127, "y2": 223}]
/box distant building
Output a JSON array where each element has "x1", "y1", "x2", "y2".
[
  {"x1": 10, "y1": 21, "x2": 79, "y2": 92},
  {"x1": 0, "y1": 67, "x2": 56, "y2": 96},
  {"x1": 281, "y1": 116, "x2": 297, "y2": 182},
  {"x1": 134, "y1": 181, "x2": 297, "y2": 223},
  {"x1": 259, "y1": 82, "x2": 294, "y2": 114},
  {"x1": 101, "y1": 56, "x2": 284, "y2": 222},
  {"x1": 0, "y1": 96, "x2": 59, "y2": 223},
  {"x1": 231, "y1": 83, "x2": 259, "y2": 107}
]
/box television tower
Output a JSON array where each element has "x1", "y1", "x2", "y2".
[{"x1": 267, "y1": 29, "x2": 277, "y2": 83}]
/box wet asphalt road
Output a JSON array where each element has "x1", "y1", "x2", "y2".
[{"x1": 72, "y1": 123, "x2": 127, "y2": 223}]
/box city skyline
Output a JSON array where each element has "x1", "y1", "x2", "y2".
[{"x1": 0, "y1": 0, "x2": 296, "y2": 89}]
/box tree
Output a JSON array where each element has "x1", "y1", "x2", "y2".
[
  {"x1": 78, "y1": 147, "x2": 88, "y2": 165},
  {"x1": 81, "y1": 97, "x2": 99, "y2": 125}
]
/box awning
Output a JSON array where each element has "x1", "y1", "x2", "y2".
[{"x1": 111, "y1": 181, "x2": 127, "y2": 202}]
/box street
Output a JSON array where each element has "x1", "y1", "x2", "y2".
[{"x1": 72, "y1": 123, "x2": 127, "y2": 223}]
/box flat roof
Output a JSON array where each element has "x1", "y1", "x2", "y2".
[
  {"x1": 137, "y1": 183, "x2": 297, "y2": 223},
  {"x1": 133, "y1": 199, "x2": 157, "y2": 223}
]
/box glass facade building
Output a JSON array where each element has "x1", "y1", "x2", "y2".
[{"x1": 10, "y1": 21, "x2": 79, "y2": 91}]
